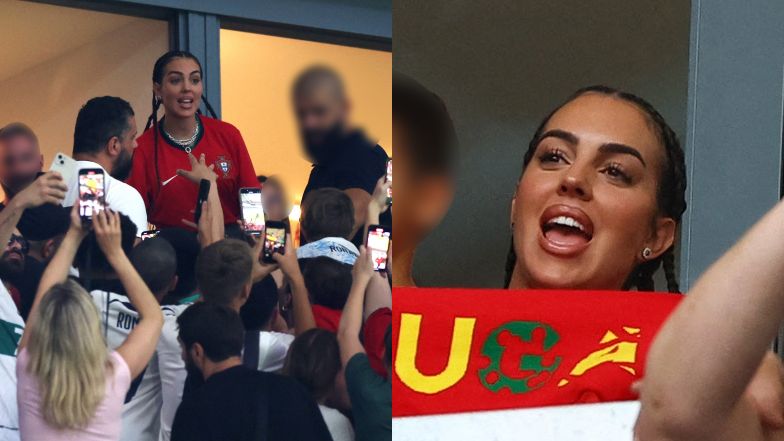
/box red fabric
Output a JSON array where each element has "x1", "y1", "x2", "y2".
[
  {"x1": 127, "y1": 115, "x2": 259, "y2": 230},
  {"x1": 6, "y1": 284, "x2": 20, "y2": 311},
  {"x1": 312, "y1": 304, "x2": 341, "y2": 332},
  {"x1": 392, "y1": 287, "x2": 682, "y2": 417},
  {"x1": 364, "y1": 307, "x2": 392, "y2": 379}
]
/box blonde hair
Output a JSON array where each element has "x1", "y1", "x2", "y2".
[{"x1": 26, "y1": 279, "x2": 110, "y2": 429}]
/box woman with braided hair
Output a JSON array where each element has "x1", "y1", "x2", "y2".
[
  {"x1": 127, "y1": 51, "x2": 259, "y2": 231},
  {"x1": 504, "y1": 86, "x2": 784, "y2": 438},
  {"x1": 504, "y1": 85, "x2": 685, "y2": 293}
]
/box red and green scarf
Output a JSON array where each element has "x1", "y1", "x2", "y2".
[{"x1": 392, "y1": 287, "x2": 681, "y2": 417}]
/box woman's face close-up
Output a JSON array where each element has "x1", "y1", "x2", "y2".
[
  {"x1": 156, "y1": 57, "x2": 203, "y2": 120},
  {"x1": 511, "y1": 93, "x2": 674, "y2": 290}
]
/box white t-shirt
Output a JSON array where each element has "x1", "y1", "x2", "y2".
[
  {"x1": 156, "y1": 309, "x2": 187, "y2": 441},
  {"x1": 63, "y1": 161, "x2": 148, "y2": 236},
  {"x1": 319, "y1": 405, "x2": 355, "y2": 441},
  {"x1": 0, "y1": 282, "x2": 22, "y2": 441},
  {"x1": 255, "y1": 331, "x2": 294, "y2": 373},
  {"x1": 90, "y1": 290, "x2": 188, "y2": 441}
]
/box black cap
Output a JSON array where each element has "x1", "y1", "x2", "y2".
[{"x1": 5, "y1": 203, "x2": 71, "y2": 241}]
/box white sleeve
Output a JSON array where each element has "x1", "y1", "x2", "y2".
[
  {"x1": 108, "y1": 184, "x2": 148, "y2": 236},
  {"x1": 257, "y1": 332, "x2": 295, "y2": 373},
  {"x1": 157, "y1": 312, "x2": 186, "y2": 441},
  {"x1": 332, "y1": 412, "x2": 356, "y2": 441}
]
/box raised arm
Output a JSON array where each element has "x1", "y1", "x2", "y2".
[
  {"x1": 272, "y1": 234, "x2": 316, "y2": 335},
  {"x1": 15, "y1": 173, "x2": 71, "y2": 350},
  {"x1": 339, "y1": 246, "x2": 381, "y2": 366},
  {"x1": 346, "y1": 188, "x2": 372, "y2": 239},
  {"x1": 0, "y1": 172, "x2": 67, "y2": 259},
  {"x1": 94, "y1": 209, "x2": 163, "y2": 379},
  {"x1": 178, "y1": 153, "x2": 223, "y2": 246},
  {"x1": 19, "y1": 205, "x2": 83, "y2": 351},
  {"x1": 636, "y1": 199, "x2": 784, "y2": 440},
  {"x1": 363, "y1": 177, "x2": 391, "y2": 240}
]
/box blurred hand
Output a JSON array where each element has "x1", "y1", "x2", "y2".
[
  {"x1": 352, "y1": 245, "x2": 376, "y2": 284},
  {"x1": 93, "y1": 209, "x2": 123, "y2": 259},
  {"x1": 271, "y1": 234, "x2": 299, "y2": 279},
  {"x1": 15, "y1": 172, "x2": 68, "y2": 209},
  {"x1": 176, "y1": 153, "x2": 216, "y2": 184},
  {"x1": 369, "y1": 176, "x2": 391, "y2": 215},
  {"x1": 182, "y1": 201, "x2": 222, "y2": 248},
  {"x1": 67, "y1": 201, "x2": 88, "y2": 238},
  {"x1": 248, "y1": 233, "x2": 278, "y2": 282}
]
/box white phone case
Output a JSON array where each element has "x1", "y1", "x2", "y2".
[{"x1": 48, "y1": 152, "x2": 78, "y2": 189}]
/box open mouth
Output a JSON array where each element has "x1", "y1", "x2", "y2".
[
  {"x1": 539, "y1": 205, "x2": 594, "y2": 256},
  {"x1": 177, "y1": 97, "x2": 194, "y2": 109}
]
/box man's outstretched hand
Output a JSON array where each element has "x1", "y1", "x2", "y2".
[{"x1": 15, "y1": 172, "x2": 68, "y2": 209}]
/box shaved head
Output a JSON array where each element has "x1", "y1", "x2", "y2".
[{"x1": 292, "y1": 65, "x2": 346, "y2": 102}]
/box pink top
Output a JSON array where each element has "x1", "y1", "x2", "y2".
[{"x1": 16, "y1": 349, "x2": 131, "y2": 441}]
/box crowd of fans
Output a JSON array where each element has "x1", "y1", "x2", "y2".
[{"x1": 0, "y1": 50, "x2": 391, "y2": 441}]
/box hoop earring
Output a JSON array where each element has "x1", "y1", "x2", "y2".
[{"x1": 642, "y1": 247, "x2": 653, "y2": 260}]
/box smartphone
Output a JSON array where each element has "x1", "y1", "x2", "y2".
[
  {"x1": 194, "y1": 179, "x2": 211, "y2": 224},
  {"x1": 385, "y1": 159, "x2": 392, "y2": 205},
  {"x1": 141, "y1": 230, "x2": 160, "y2": 241},
  {"x1": 49, "y1": 152, "x2": 78, "y2": 188},
  {"x1": 262, "y1": 221, "x2": 287, "y2": 263},
  {"x1": 78, "y1": 168, "x2": 105, "y2": 223},
  {"x1": 240, "y1": 187, "x2": 265, "y2": 237},
  {"x1": 366, "y1": 224, "x2": 391, "y2": 271}
]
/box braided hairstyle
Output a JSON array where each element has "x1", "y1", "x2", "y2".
[
  {"x1": 146, "y1": 51, "x2": 219, "y2": 193},
  {"x1": 504, "y1": 86, "x2": 687, "y2": 293}
]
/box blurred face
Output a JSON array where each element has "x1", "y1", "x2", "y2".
[
  {"x1": 110, "y1": 117, "x2": 137, "y2": 181},
  {"x1": 0, "y1": 134, "x2": 42, "y2": 195},
  {"x1": 511, "y1": 94, "x2": 675, "y2": 290},
  {"x1": 262, "y1": 181, "x2": 289, "y2": 221},
  {"x1": 155, "y1": 57, "x2": 203, "y2": 120},
  {"x1": 0, "y1": 229, "x2": 27, "y2": 276},
  {"x1": 295, "y1": 85, "x2": 348, "y2": 161},
  {"x1": 393, "y1": 121, "x2": 453, "y2": 252}
]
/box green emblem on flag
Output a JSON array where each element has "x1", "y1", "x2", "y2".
[{"x1": 479, "y1": 321, "x2": 562, "y2": 394}]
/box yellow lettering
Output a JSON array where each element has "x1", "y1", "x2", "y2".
[
  {"x1": 395, "y1": 313, "x2": 476, "y2": 394},
  {"x1": 568, "y1": 341, "x2": 637, "y2": 376}
]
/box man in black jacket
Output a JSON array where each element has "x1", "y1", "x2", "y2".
[
  {"x1": 171, "y1": 302, "x2": 332, "y2": 441},
  {"x1": 293, "y1": 66, "x2": 391, "y2": 247}
]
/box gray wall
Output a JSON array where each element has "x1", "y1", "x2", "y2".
[
  {"x1": 120, "y1": 0, "x2": 391, "y2": 38},
  {"x1": 395, "y1": 1, "x2": 691, "y2": 288},
  {"x1": 680, "y1": 0, "x2": 784, "y2": 291}
]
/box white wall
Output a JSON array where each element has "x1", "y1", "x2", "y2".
[{"x1": 0, "y1": 16, "x2": 169, "y2": 173}]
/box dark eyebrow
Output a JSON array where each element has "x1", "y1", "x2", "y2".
[
  {"x1": 599, "y1": 143, "x2": 646, "y2": 167},
  {"x1": 538, "y1": 129, "x2": 646, "y2": 167},
  {"x1": 165, "y1": 70, "x2": 201, "y2": 76},
  {"x1": 538, "y1": 129, "x2": 579, "y2": 145}
]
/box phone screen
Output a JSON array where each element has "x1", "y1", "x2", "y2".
[
  {"x1": 141, "y1": 230, "x2": 160, "y2": 241},
  {"x1": 79, "y1": 169, "x2": 104, "y2": 221},
  {"x1": 263, "y1": 226, "x2": 286, "y2": 262},
  {"x1": 367, "y1": 226, "x2": 391, "y2": 271},
  {"x1": 240, "y1": 189, "x2": 265, "y2": 234},
  {"x1": 386, "y1": 160, "x2": 392, "y2": 201}
]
